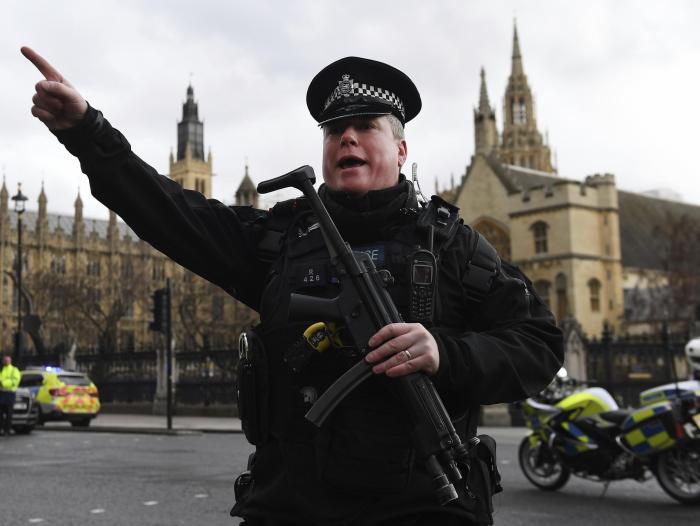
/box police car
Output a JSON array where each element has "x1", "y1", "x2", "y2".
[
  {"x1": 19, "y1": 366, "x2": 100, "y2": 427},
  {"x1": 11, "y1": 387, "x2": 39, "y2": 434}
]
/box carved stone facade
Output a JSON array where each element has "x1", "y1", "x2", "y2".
[
  {"x1": 0, "y1": 85, "x2": 257, "y2": 356},
  {"x1": 448, "y1": 23, "x2": 699, "y2": 338}
]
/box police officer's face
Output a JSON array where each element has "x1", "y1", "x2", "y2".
[
  {"x1": 322, "y1": 116, "x2": 407, "y2": 195},
  {"x1": 2, "y1": 356, "x2": 10, "y2": 366}
]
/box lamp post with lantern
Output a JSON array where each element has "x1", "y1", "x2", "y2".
[{"x1": 11, "y1": 183, "x2": 28, "y2": 362}]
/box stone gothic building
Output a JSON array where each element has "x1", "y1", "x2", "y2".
[
  {"x1": 447, "y1": 23, "x2": 700, "y2": 346},
  {"x1": 0, "y1": 85, "x2": 257, "y2": 356}
]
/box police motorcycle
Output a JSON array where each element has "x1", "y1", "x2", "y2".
[
  {"x1": 518, "y1": 369, "x2": 700, "y2": 504},
  {"x1": 687, "y1": 337, "x2": 700, "y2": 380}
]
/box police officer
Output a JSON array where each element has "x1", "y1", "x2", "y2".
[
  {"x1": 0, "y1": 355, "x2": 22, "y2": 436},
  {"x1": 23, "y1": 48, "x2": 563, "y2": 525}
]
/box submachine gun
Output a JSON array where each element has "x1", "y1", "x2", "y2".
[{"x1": 257, "y1": 166, "x2": 477, "y2": 505}]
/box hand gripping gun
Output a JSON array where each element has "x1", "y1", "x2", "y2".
[{"x1": 258, "y1": 166, "x2": 476, "y2": 505}]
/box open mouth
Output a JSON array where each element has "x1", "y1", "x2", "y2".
[{"x1": 338, "y1": 156, "x2": 366, "y2": 169}]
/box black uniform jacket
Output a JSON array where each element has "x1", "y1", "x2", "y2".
[{"x1": 53, "y1": 106, "x2": 564, "y2": 525}]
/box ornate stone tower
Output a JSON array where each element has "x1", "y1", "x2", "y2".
[
  {"x1": 169, "y1": 84, "x2": 214, "y2": 197},
  {"x1": 474, "y1": 68, "x2": 499, "y2": 156},
  {"x1": 235, "y1": 163, "x2": 259, "y2": 208},
  {"x1": 500, "y1": 23, "x2": 555, "y2": 173}
]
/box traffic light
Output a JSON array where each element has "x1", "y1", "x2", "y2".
[{"x1": 149, "y1": 288, "x2": 168, "y2": 333}]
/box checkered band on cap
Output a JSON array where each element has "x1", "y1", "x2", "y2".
[{"x1": 323, "y1": 74, "x2": 406, "y2": 120}]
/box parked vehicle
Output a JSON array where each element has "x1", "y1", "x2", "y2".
[
  {"x1": 11, "y1": 387, "x2": 39, "y2": 434},
  {"x1": 19, "y1": 366, "x2": 100, "y2": 427},
  {"x1": 518, "y1": 371, "x2": 700, "y2": 504}
]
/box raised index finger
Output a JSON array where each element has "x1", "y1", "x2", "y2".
[{"x1": 21, "y1": 46, "x2": 64, "y2": 82}]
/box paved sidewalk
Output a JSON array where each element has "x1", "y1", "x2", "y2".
[{"x1": 38, "y1": 413, "x2": 243, "y2": 435}]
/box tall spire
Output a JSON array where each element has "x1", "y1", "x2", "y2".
[
  {"x1": 500, "y1": 21, "x2": 554, "y2": 173},
  {"x1": 511, "y1": 20, "x2": 524, "y2": 77}
]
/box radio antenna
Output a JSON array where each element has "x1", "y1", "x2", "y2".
[{"x1": 412, "y1": 162, "x2": 428, "y2": 206}]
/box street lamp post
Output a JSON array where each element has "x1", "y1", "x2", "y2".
[{"x1": 11, "y1": 183, "x2": 28, "y2": 362}]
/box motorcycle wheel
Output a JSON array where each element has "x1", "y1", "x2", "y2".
[
  {"x1": 656, "y1": 441, "x2": 700, "y2": 504},
  {"x1": 518, "y1": 436, "x2": 570, "y2": 491}
]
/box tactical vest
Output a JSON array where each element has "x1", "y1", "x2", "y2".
[{"x1": 235, "y1": 196, "x2": 501, "y2": 523}]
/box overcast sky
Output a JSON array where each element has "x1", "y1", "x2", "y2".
[{"x1": 2, "y1": 0, "x2": 700, "y2": 220}]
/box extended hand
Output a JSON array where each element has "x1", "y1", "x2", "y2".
[
  {"x1": 365, "y1": 323, "x2": 440, "y2": 377},
  {"x1": 21, "y1": 46, "x2": 88, "y2": 130}
]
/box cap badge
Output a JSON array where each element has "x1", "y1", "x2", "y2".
[{"x1": 339, "y1": 74, "x2": 353, "y2": 96}]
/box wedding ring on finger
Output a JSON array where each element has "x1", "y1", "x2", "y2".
[{"x1": 403, "y1": 349, "x2": 412, "y2": 361}]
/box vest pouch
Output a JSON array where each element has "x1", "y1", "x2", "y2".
[
  {"x1": 464, "y1": 434, "x2": 502, "y2": 525},
  {"x1": 315, "y1": 400, "x2": 414, "y2": 495},
  {"x1": 237, "y1": 329, "x2": 270, "y2": 445}
]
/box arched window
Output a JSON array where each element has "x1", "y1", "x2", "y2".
[
  {"x1": 12, "y1": 252, "x2": 28, "y2": 273},
  {"x1": 512, "y1": 97, "x2": 527, "y2": 125},
  {"x1": 534, "y1": 280, "x2": 552, "y2": 308},
  {"x1": 87, "y1": 259, "x2": 101, "y2": 277},
  {"x1": 50, "y1": 255, "x2": 66, "y2": 275},
  {"x1": 152, "y1": 260, "x2": 165, "y2": 281},
  {"x1": 121, "y1": 258, "x2": 134, "y2": 279},
  {"x1": 588, "y1": 278, "x2": 601, "y2": 312},
  {"x1": 555, "y1": 273, "x2": 568, "y2": 321},
  {"x1": 531, "y1": 221, "x2": 549, "y2": 254}
]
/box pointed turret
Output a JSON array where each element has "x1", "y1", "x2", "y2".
[
  {"x1": 37, "y1": 182, "x2": 49, "y2": 241},
  {"x1": 478, "y1": 68, "x2": 492, "y2": 114},
  {"x1": 73, "y1": 190, "x2": 85, "y2": 243},
  {"x1": 108, "y1": 209, "x2": 118, "y2": 246},
  {"x1": 499, "y1": 22, "x2": 555, "y2": 173},
  {"x1": 474, "y1": 68, "x2": 499, "y2": 156},
  {"x1": 177, "y1": 84, "x2": 205, "y2": 161},
  {"x1": 74, "y1": 191, "x2": 83, "y2": 222},
  {"x1": 0, "y1": 177, "x2": 8, "y2": 219},
  {"x1": 38, "y1": 182, "x2": 47, "y2": 217},
  {"x1": 235, "y1": 162, "x2": 259, "y2": 207}
]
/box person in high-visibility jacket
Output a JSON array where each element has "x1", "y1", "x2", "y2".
[{"x1": 0, "y1": 355, "x2": 22, "y2": 436}]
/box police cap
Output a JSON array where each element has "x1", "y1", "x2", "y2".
[{"x1": 306, "y1": 56, "x2": 421, "y2": 126}]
